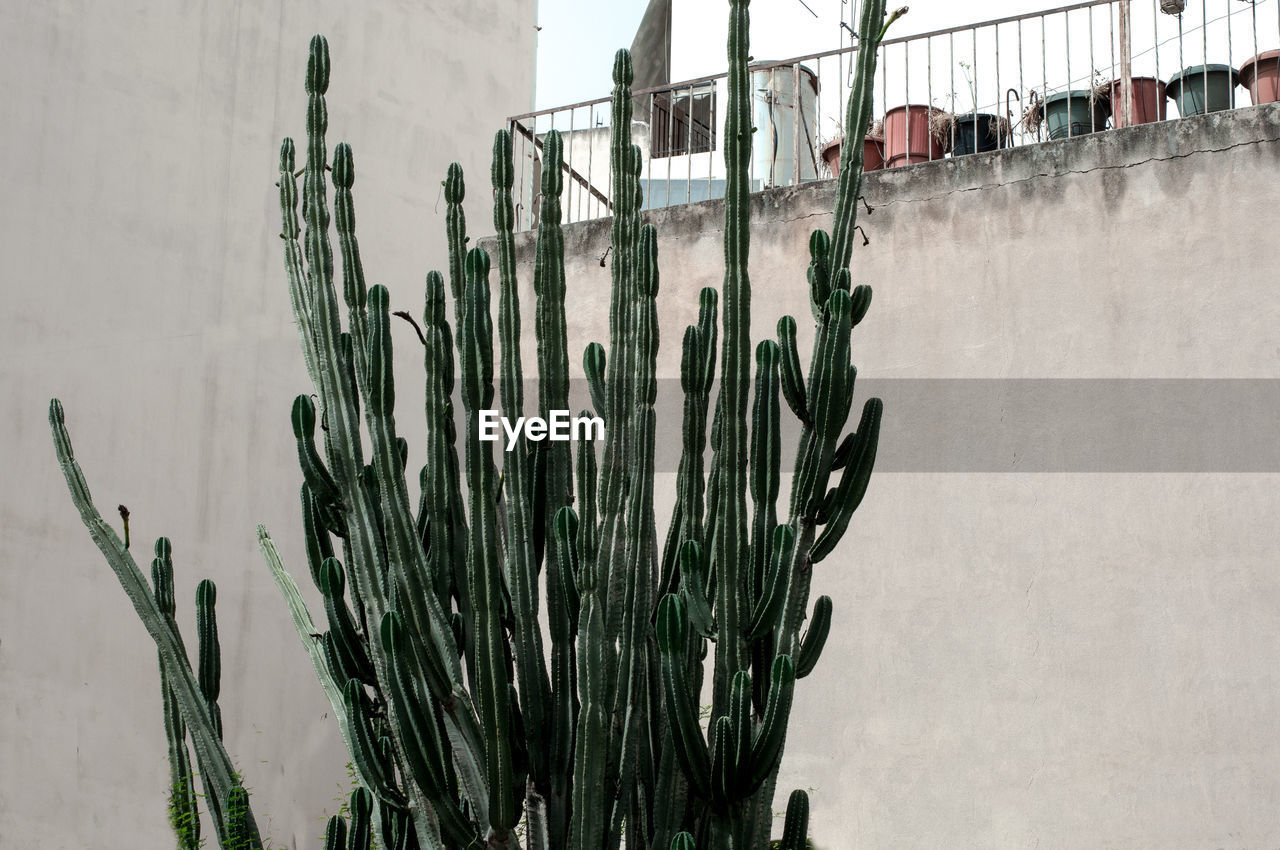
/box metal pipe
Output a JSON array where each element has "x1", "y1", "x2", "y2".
[
  {"x1": 927, "y1": 36, "x2": 934, "y2": 157},
  {"x1": 1225, "y1": 0, "x2": 1234, "y2": 108},
  {"x1": 816, "y1": 53, "x2": 824, "y2": 176},
  {"x1": 707, "y1": 81, "x2": 714, "y2": 203},
  {"x1": 995, "y1": 23, "x2": 1002, "y2": 140},
  {"x1": 687, "y1": 83, "x2": 694, "y2": 204},
  {"x1": 1042, "y1": 13, "x2": 1049, "y2": 132},
  {"x1": 881, "y1": 41, "x2": 888, "y2": 151},
  {"x1": 1089, "y1": 4, "x2": 1097, "y2": 133},
  {"x1": 1017, "y1": 18, "x2": 1025, "y2": 142},
  {"x1": 529, "y1": 114, "x2": 537, "y2": 228},
  {"x1": 587, "y1": 103, "x2": 595, "y2": 220},
  {"x1": 1152, "y1": 0, "x2": 1161, "y2": 117},
  {"x1": 1203, "y1": 0, "x2": 1209, "y2": 113},
  {"x1": 906, "y1": 40, "x2": 914, "y2": 161},
  {"x1": 1250, "y1": 0, "x2": 1258, "y2": 79},
  {"x1": 1067, "y1": 9, "x2": 1074, "y2": 134},
  {"x1": 971, "y1": 26, "x2": 979, "y2": 152},
  {"x1": 663, "y1": 89, "x2": 671, "y2": 208},
  {"x1": 950, "y1": 30, "x2": 956, "y2": 140},
  {"x1": 794, "y1": 62, "x2": 803, "y2": 183},
  {"x1": 513, "y1": 118, "x2": 526, "y2": 229},
  {"x1": 568, "y1": 107, "x2": 576, "y2": 223}
]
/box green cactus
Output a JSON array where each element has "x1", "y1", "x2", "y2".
[
  {"x1": 49, "y1": 398, "x2": 264, "y2": 848},
  {"x1": 196, "y1": 579, "x2": 224, "y2": 741},
  {"x1": 777, "y1": 790, "x2": 810, "y2": 850},
  {"x1": 152, "y1": 539, "x2": 201, "y2": 850},
  {"x1": 323, "y1": 815, "x2": 347, "y2": 850},
  {"x1": 51, "y1": 0, "x2": 897, "y2": 846},
  {"x1": 347, "y1": 787, "x2": 374, "y2": 850}
]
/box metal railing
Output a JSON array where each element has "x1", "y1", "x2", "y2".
[{"x1": 509, "y1": 0, "x2": 1279, "y2": 230}]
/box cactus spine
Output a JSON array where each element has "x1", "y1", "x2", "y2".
[{"x1": 51, "y1": 0, "x2": 897, "y2": 846}]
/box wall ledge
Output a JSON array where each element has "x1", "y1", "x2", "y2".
[{"x1": 500, "y1": 101, "x2": 1280, "y2": 252}]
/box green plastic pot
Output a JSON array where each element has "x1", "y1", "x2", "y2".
[
  {"x1": 1166, "y1": 64, "x2": 1240, "y2": 116},
  {"x1": 1043, "y1": 90, "x2": 1110, "y2": 139}
]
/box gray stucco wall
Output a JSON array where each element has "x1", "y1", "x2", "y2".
[
  {"x1": 0, "y1": 3, "x2": 536, "y2": 847},
  {"x1": 499, "y1": 103, "x2": 1280, "y2": 846}
]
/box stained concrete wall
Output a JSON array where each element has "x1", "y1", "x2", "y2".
[
  {"x1": 501, "y1": 103, "x2": 1280, "y2": 846},
  {"x1": 0, "y1": 2, "x2": 535, "y2": 847}
]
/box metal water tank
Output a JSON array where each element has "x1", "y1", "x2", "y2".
[{"x1": 749, "y1": 61, "x2": 820, "y2": 188}]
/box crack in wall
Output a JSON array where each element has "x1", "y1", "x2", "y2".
[
  {"x1": 524, "y1": 110, "x2": 1280, "y2": 251},
  {"x1": 631, "y1": 131, "x2": 1280, "y2": 238},
  {"x1": 869, "y1": 133, "x2": 1280, "y2": 210}
]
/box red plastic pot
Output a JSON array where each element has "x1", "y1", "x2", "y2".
[
  {"x1": 1240, "y1": 50, "x2": 1280, "y2": 105},
  {"x1": 820, "y1": 138, "x2": 841, "y2": 175},
  {"x1": 821, "y1": 135, "x2": 885, "y2": 177},
  {"x1": 1108, "y1": 76, "x2": 1167, "y2": 127},
  {"x1": 883, "y1": 105, "x2": 943, "y2": 167},
  {"x1": 862, "y1": 136, "x2": 885, "y2": 172}
]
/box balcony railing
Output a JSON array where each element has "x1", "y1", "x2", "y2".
[{"x1": 508, "y1": 0, "x2": 1279, "y2": 231}]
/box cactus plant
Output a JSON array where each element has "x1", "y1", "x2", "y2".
[
  {"x1": 152, "y1": 539, "x2": 202, "y2": 850},
  {"x1": 49, "y1": 397, "x2": 266, "y2": 848},
  {"x1": 778, "y1": 790, "x2": 810, "y2": 850},
  {"x1": 50, "y1": 0, "x2": 897, "y2": 846}
]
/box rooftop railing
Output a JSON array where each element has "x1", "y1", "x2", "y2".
[{"x1": 508, "y1": 0, "x2": 1280, "y2": 230}]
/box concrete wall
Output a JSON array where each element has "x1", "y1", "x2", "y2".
[
  {"x1": 0, "y1": 2, "x2": 535, "y2": 847},
  {"x1": 501, "y1": 103, "x2": 1280, "y2": 846}
]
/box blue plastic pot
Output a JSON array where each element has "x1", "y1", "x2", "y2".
[{"x1": 1043, "y1": 90, "x2": 1110, "y2": 139}]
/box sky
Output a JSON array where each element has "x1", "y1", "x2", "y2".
[{"x1": 534, "y1": 0, "x2": 1109, "y2": 110}]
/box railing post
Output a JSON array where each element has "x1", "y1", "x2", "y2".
[
  {"x1": 506, "y1": 0, "x2": 1149, "y2": 221},
  {"x1": 793, "y1": 62, "x2": 802, "y2": 184},
  {"x1": 1119, "y1": 0, "x2": 1134, "y2": 127}
]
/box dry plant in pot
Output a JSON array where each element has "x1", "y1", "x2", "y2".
[
  {"x1": 929, "y1": 109, "x2": 1011, "y2": 156},
  {"x1": 820, "y1": 117, "x2": 886, "y2": 177}
]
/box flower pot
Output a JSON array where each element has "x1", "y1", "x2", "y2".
[
  {"x1": 1043, "y1": 90, "x2": 1109, "y2": 139},
  {"x1": 863, "y1": 135, "x2": 885, "y2": 172},
  {"x1": 820, "y1": 138, "x2": 841, "y2": 176},
  {"x1": 1108, "y1": 76, "x2": 1167, "y2": 127},
  {"x1": 1239, "y1": 50, "x2": 1280, "y2": 105},
  {"x1": 820, "y1": 135, "x2": 884, "y2": 178},
  {"x1": 1166, "y1": 64, "x2": 1240, "y2": 115},
  {"x1": 883, "y1": 105, "x2": 944, "y2": 167},
  {"x1": 949, "y1": 112, "x2": 1008, "y2": 156}
]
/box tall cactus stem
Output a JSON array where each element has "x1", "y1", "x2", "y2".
[{"x1": 712, "y1": 0, "x2": 755, "y2": 723}]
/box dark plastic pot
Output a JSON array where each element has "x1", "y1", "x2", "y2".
[
  {"x1": 1239, "y1": 50, "x2": 1280, "y2": 105},
  {"x1": 883, "y1": 105, "x2": 944, "y2": 167},
  {"x1": 1166, "y1": 64, "x2": 1240, "y2": 116},
  {"x1": 950, "y1": 113, "x2": 1008, "y2": 156},
  {"x1": 1043, "y1": 90, "x2": 1110, "y2": 139},
  {"x1": 1108, "y1": 77, "x2": 1167, "y2": 127}
]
